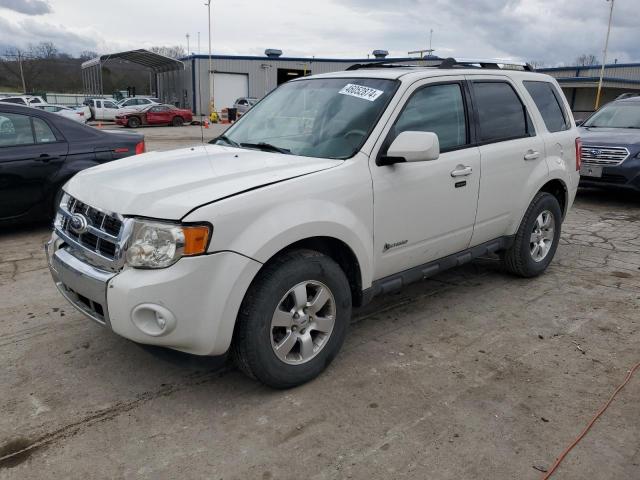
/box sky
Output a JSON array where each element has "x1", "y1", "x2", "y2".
[{"x1": 0, "y1": 0, "x2": 638, "y2": 66}]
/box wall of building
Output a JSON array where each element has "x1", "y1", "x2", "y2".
[{"x1": 158, "y1": 55, "x2": 429, "y2": 116}]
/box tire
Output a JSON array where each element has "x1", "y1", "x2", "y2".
[
  {"x1": 232, "y1": 249, "x2": 352, "y2": 388},
  {"x1": 127, "y1": 117, "x2": 141, "y2": 128},
  {"x1": 503, "y1": 192, "x2": 562, "y2": 278},
  {"x1": 171, "y1": 116, "x2": 184, "y2": 127}
]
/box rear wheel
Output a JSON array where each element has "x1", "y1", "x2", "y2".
[
  {"x1": 232, "y1": 249, "x2": 351, "y2": 388},
  {"x1": 503, "y1": 192, "x2": 562, "y2": 277},
  {"x1": 171, "y1": 116, "x2": 184, "y2": 127},
  {"x1": 127, "y1": 117, "x2": 141, "y2": 128}
]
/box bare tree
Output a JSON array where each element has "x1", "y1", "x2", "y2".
[
  {"x1": 575, "y1": 54, "x2": 598, "y2": 66},
  {"x1": 79, "y1": 50, "x2": 98, "y2": 61},
  {"x1": 527, "y1": 60, "x2": 547, "y2": 69},
  {"x1": 149, "y1": 46, "x2": 186, "y2": 59}
]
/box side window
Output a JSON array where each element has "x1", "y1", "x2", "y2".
[
  {"x1": 33, "y1": 118, "x2": 56, "y2": 143},
  {"x1": 391, "y1": 83, "x2": 468, "y2": 151},
  {"x1": 149, "y1": 107, "x2": 160, "y2": 112},
  {"x1": 473, "y1": 81, "x2": 531, "y2": 143},
  {"x1": 524, "y1": 81, "x2": 569, "y2": 133},
  {"x1": 140, "y1": 99, "x2": 150, "y2": 105},
  {"x1": 104, "y1": 101, "x2": 117, "y2": 109},
  {"x1": 0, "y1": 113, "x2": 35, "y2": 147}
]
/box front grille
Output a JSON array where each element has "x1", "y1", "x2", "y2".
[
  {"x1": 581, "y1": 145, "x2": 629, "y2": 166},
  {"x1": 59, "y1": 197, "x2": 123, "y2": 260}
]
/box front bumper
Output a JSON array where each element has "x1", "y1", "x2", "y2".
[
  {"x1": 579, "y1": 157, "x2": 640, "y2": 191},
  {"x1": 46, "y1": 232, "x2": 262, "y2": 355}
]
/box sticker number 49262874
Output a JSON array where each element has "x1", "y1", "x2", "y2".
[{"x1": 338, "y1": 84, "x2": 384, "y2": 102}]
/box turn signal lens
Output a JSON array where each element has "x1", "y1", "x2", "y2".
[{"x1": 183, "y1": 225, "x2": 211, "y2": 256}]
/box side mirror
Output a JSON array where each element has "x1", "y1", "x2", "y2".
[
  {"x1": 575, "y1": 119, "x2": 584, "y2": 126},
  {"x1": 380, "y1": 131, "x2": 440, "y2": 165}
]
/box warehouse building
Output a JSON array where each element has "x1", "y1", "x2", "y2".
[
  {"x1": 159, "y1": 49, "x2": 440, "y2": 115},
  {"x1": 539, "y1": 62, "x2": 640, "y2": 120}
]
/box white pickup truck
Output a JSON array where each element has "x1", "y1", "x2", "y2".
[{"x1": 47, "y1": 58, "x2": 581, "y2": 388}]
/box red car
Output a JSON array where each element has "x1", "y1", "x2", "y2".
[{"x1": 116, "y1": 104, "x2": 193, "y2": 128}]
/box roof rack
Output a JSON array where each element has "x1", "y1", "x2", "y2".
[
  {"x1": 345, "y1": 59, "x2": 437, "y2": 71},
  {"x1": 437, "y1": 57, "x2": 534, "y2": 71}
]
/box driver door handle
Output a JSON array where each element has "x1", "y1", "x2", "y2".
[
  {"x1": 524, "y1": 150, "x2": 541, "y2": 161},
  {"x1": 450, "y1": 165, "x2": 473, "y2": 177},
  {"x1": 37, "y1": 154, "x2": 58, "y2": 162}
]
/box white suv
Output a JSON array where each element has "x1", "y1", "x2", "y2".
[{"x1": 47, "y1": 58, "x2": 581, "y2": 388}]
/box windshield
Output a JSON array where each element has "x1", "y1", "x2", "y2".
[
  {"x1": 584, "y1": 102, "x2": 640, "y2": 129},
  {"x1": 214, "y1": 77, "x2": 398, "y2": 159}
]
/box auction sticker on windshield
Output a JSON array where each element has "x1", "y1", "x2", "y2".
[{"x1": 339, "y1": 84, "x2": 384, "y2": 102}]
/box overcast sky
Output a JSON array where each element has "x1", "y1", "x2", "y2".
[{"x1": 0, "y1": 0, "x2": 638, "y2": 66}]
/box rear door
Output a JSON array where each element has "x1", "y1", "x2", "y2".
[
  {"x1": 0, "y1": 112, "x2": 68, "y2": 219},
  {"x1": 466, "y1": 76, "x2": 547, "y2": 246},
  {"x1": 146, "y1": 106, "x2": 171, "y2": 124}
]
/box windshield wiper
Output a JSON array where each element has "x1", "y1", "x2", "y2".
[
  {"x1": 240, "y1": 142, "x2": 291, "y2": 154},
  {"x1": 212, "y1": 135, "x2": 240, "y2": 147}
]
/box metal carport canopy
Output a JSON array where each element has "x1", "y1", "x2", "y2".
[{"x1": 81, "y1": 49, "x2": 184, "y2": 73}]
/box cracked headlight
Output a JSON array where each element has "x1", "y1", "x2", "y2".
[{"x1": 126, "y1": 219, "x2": 211, "y2": 269}]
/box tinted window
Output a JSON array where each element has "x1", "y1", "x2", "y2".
[
  {"x1": 392, "y1": 83, "x2": 467, "y2": 151},
  {"x1": 474, "y1": 82, "x2": 530, "y2": 142},
  {"x1": 33, "y1": 118, "x2": 56, "y2": 143},
  {"x1": 104, "y1": 102, "x2": 117, "y2": 109},
  {"x1": 524, "y1": 81, "x2": 569, "y2": 132},
  {"x1": 1, "y1": 98, "x2": 26, "y2": 105},
  {"x1": 0, "y1": 113, "x2": 35, "y2": 147}
]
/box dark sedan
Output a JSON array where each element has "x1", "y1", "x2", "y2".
[
  {"x1": 578, "y1": 96, "x2": 640, "y2": 192},
  {"x1": 0, "y1": 103, "x2": 145, "y2": 224}
]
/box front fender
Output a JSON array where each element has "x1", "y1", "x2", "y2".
[{"x1": 183, "y1": 157, "x2": 375, "y2": 288}]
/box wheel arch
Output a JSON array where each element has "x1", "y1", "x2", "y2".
[
  {"x1": 261, "y1": 236, "x2": 365, "y2": 307},
  {"x1": 538, "y1": 178, "x2": 568, "y2": 218}
]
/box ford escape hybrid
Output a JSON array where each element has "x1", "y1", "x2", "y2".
[{"x1": 47, "y1": 58, "x2": 580, "y2": 388}]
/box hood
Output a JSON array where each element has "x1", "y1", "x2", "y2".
[
  {"x1": 65, "y1": 145, "x2": 341, "y2": 219},
  {"x1": 579, "y1": 127, "x2": 640, "y2": 147}
]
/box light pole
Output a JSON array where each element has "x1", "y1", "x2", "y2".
[
  {"x1": 186, "y1": 33, "x2": 190, "y2": 55},
  {"x1": 205, "y1": 0, "x2": 214, "y2": 116},
  {"x1": 595, "y1": 0, "x2": 615, "y2": 110}
]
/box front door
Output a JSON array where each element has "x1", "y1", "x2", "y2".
[
  {"x1": 370, "y1": 78, "x2": 481, "y2": 279},
  {"x1": 0, "y1": 112, "x2": 67, "y2": 219}
]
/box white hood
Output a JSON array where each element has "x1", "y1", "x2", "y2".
[{"x1": 65, "y1": 145, "x2": 341, "y2": 219}]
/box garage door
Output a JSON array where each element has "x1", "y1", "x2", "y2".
[{"x1": 214, "y1": 73, "x2": 249, "y2": 111}]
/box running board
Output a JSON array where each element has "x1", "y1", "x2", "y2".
[{"x1": 362, "y1": 236, "x2": 514, "y2": 304}]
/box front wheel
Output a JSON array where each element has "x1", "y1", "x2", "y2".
[
  {"x1": 232, "y1": 249, "x2": 351, "y2": 388},
  {"x1": 503, "y1": 192, "x2": 562, "y2": 277},
  {"x1": 171, "y1": 116, "x2": 184, "y2": 127},
  {"x1": 127, "y1": 117, "x2": 141, "y2": 128}
]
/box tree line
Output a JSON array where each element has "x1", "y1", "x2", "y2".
[{"x1": 0, "y1": 42, "x2": 185, "y2": 95}]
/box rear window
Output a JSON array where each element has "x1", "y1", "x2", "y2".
[
  {"x1": 473, "y1": 82, "x2": 532, "y2": 143},
  {"x1": 524, "y1": 81, "x2": 569, "y2": 132}
]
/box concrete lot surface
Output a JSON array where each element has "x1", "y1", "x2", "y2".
[{"x1": 1, "y1": 137, "x2": 639, "y2": 480}]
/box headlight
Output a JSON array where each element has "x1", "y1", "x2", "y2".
[{"x1": 126, "y1": 219, "x2": 211, "y2": 269}]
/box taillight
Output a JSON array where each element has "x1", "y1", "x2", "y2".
[
  {"x1": 135, "y1": 141, "x2": 146, "y2": 155},
  {"x1": 575, "y1": 137, "x2": 582, "y2": 171}
]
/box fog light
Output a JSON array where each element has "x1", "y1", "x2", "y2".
[{"x1": 131, "y1": 304, "x2": 176, "y2": 337}]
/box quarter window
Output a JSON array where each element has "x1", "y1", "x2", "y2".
[
  {"x1": 473, "y1": 82, "x2": 531, "y2": 142},
  {"x1": 524, "y1": 81, "x2": 569, "y2": 132},
  {"x1": 33, "y1": 118, "x2": 56, "y2": 143},
  {"x1": 391, "y1": 83, "x2": 468, "y2": 151}
]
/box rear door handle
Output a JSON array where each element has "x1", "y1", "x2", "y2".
[
  {"x1": 37, "y1": 154, "x2": 58, "y2": 162},
  {"x1": 524, "y1": 150, "x2": 541, "y2": 161},
  {"x1": 450, "y1": 165, "x2": 473, "y2": 177}
]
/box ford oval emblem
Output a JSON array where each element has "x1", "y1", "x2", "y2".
[{"x1": 69, "y1": 213, "x2": 89, "y2": 234}]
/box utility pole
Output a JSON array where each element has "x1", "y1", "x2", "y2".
[
  {"x1": 408, "y1": 29, "x2": 435, "y2": 59},
  {"x1": 205, "y1": 0, "x2": 214, "y2": 114},
  {"x1": 186, "y1": 33, "x2": 190, "y2": 55},
  {"x1": 595, "y1": 0, "x2": 615, "y2": 110},
  {"x1": 17, "y1": 51, "x2": 26, "y2": 93},
  {"x1": 197, "y1": 32, "x2": 201, "y2": 54}
]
